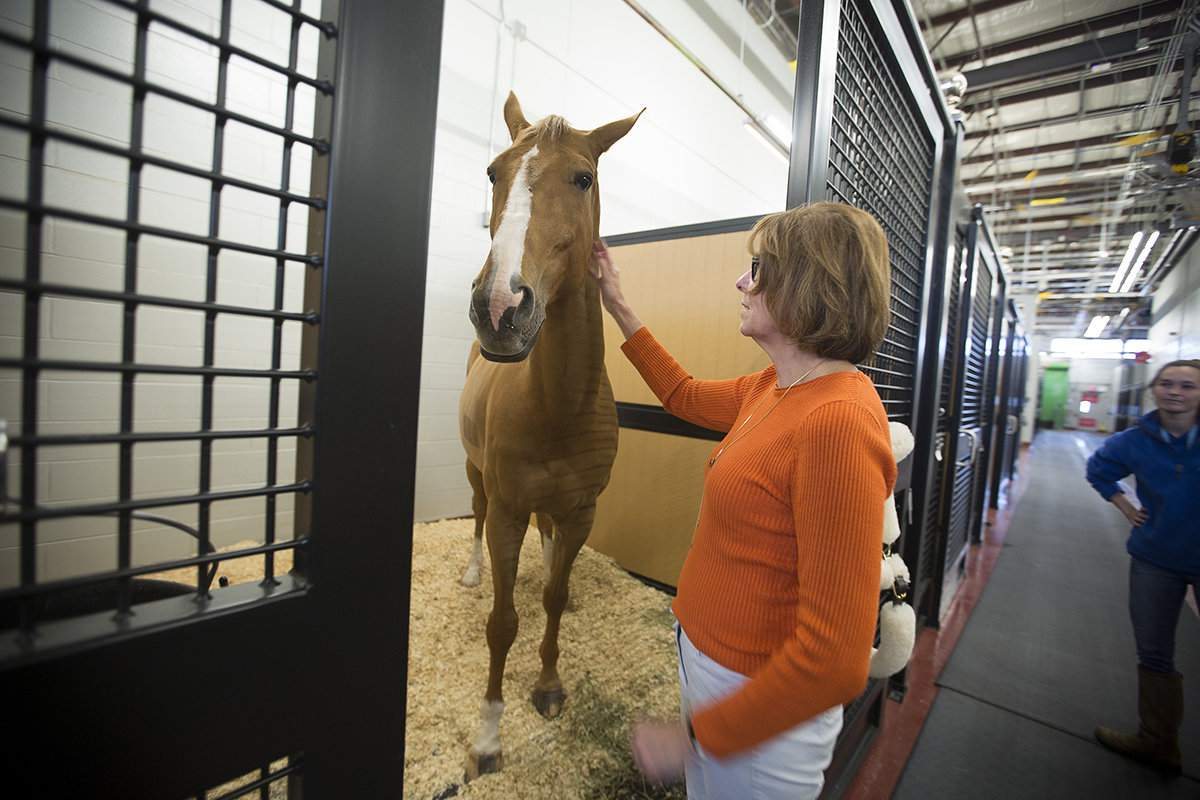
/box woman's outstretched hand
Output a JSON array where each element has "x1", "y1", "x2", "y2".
[
  {"x1": 592, "y1": 239, "x2": 644, "y2": 339},
  {"x1": 629, "y1": 717, "x2": 690, "y2": 786}
]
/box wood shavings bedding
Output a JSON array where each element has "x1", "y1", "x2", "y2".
[{"x1": 405, "y1": 518, "x2": 685, "y2": 800}]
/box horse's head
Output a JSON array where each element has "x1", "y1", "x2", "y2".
[{"x1": 469, "y1": 93, "x2": 641, "y2": 362}]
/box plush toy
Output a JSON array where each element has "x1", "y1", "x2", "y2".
[{"x1": 868, "y1": 421, "x2": 917, "y2": 679}]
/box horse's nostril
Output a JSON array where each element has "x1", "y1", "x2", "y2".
[{"x1": 513, "y1": 290, "x2": 535, "y2": 327}]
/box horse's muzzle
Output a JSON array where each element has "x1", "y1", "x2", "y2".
[{"x1": 469, "y1": 292, "x2": 545, "y2": 362}]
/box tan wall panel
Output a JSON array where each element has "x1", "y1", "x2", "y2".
[
  {"x1": 593, "y1": 229, "x2": 774, "y2": 586},
  {"x1": 602, "y1": 232, "x2": 771, "y2": 405},
  {"x1": 590, "y1": 428, "x2": 715, "y2": 587}
]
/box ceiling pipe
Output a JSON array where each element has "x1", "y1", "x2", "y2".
[
  {"x1": 935, "y1": 0, "x2": 1183, "y2": 65},
  {"x1": 964, "y1": 101, "x2": 1182, "y2": 139},
  {"x1": 618, "y1": 0, "x2": 787, "y2": 158},
  {"x1": 1141, "y1": 226, "x2": 1200, "y2": 291}
]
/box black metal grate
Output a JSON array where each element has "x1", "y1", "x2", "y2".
[
  {"x1": 825, "y1": 0, "x2": 936, "y2": 426},
  {"x1": 945, "y1": 255, "x2": 992, "y2": 572},
  {"x1": 960, "y1": 259, "x2": 993, "y2": 429},
  {"x1": 970, "y1": 287, "x2": 1001, "y2": 525},
  {"x1": 915, "y1": 231, "x2": 963, "y2": 610},
  {"x1": 0, "y1": 0, "x2": 332, "y2": 645}
]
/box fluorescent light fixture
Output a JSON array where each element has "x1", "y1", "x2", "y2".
[
  {"x1": 1109, "y1": 232, "x2": 1144, "y2": 292},
  {"x1": 743, "y1": 118, "x2": 789, "y2": 165},
  {"x1": 1120, "y1": 230, "x2": 1160, "y2": 292},
  {"x1": 763, "y1": 115, "x2": 793, "y2": 147},
  {"x1": 1083, "y1": 315, "x2": 1111, "y2": 338}
]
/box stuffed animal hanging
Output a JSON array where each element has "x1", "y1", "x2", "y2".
[{"x1": 868, "y1": 422, "x2": 917, "y2": 679}]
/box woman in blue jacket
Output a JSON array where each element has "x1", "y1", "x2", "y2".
[{"x1": 1086, "y1": 359, "x2": 1200, "y2": 775}]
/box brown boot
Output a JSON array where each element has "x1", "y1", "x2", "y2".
[{"x1": 1095, "y1": 667, "x2": 1183, "y2": 775}]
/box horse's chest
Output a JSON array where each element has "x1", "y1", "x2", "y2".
[
  {"x1": 462, "y1": 389, "x2": 615, "y2": 497},
  {"x1": 472, "y1": 404, "x2": 616, "y2": 466}
]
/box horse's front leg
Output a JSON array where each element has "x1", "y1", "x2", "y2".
[
  {"x1": 461, "y1": 460, "x2": 487, "y2": 587},
  {"x1": 466, "y1": 506, "x2": 527, "y2": 781},
  {"x1": 532, "y1": 503, "x2": 594, "y2": 718}
]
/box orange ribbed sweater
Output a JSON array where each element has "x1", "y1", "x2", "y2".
[{"x1": 621, "y1": 328, "x2": 896, "y2": 758}]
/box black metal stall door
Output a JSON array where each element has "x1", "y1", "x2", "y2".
[
  {"x1": 990, "y1": 302, "x2": 1024, "y2": 505},
  {"x1": 938, "y1": 218, "x2": 996, "y2": 593},
  {"x1": 914, "y1": 215, "x2": 965, "y2": 624},
  {"x1": 968, "y1": 247, "x2": 1004, "y2": 539},
  {"x1": 789, "y1": 0, "x2": 953, "y2": 792},
  {"x1": 0, "y1": 1, "x2": 441, "y2": 796}
]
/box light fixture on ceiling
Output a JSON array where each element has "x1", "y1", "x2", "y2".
[
  {"x1": 1120, "y1": 230, "x2": 1160, "y2": 292},
  {"x1": 1108, "y1": 231, "x2": 1144, "y2": 293},
  {"x1": 1083, "y1": 315, "x2": 1111, "y2": 338},
  {"x1": 762, "y1": 115, "x2": 792, "y2": 147},
  {"x1": 743, "y1": 116, "x2": 790, "y2": 165}
]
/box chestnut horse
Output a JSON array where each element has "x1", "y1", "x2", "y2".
[{"x1": 458, "y1": 93, "x2": 640, "y2": 779}]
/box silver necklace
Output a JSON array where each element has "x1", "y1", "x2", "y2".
[{"x1": 707, "y1": 358, "x2": 829, "y2": 468}]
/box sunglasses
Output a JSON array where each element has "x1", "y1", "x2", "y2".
[{"x1": 751, "y1": 256, "x2": 761, "y2": 282}]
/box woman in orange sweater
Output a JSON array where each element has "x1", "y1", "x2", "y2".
[{"x1": 592, "y1": 202, "x2": 896, "y2": 799}]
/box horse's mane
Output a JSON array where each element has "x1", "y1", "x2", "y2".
[{"x1": 533, "y1": 115, "x2": 571, "y2": 141}]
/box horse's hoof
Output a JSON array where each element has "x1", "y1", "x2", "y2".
[
  {"x1": 465, "y1": 750, "x2": 503, "y2": 781},
  {"x1": 532, "y1": 687, "x2": 564, "y2": 718},
  {"x1": 459, "y1": 571, "x2": 481, "y2": 588}
]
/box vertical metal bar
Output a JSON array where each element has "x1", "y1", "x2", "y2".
[
  {"x1": 116, "y1": 0, "x2": 152, "y2": 619},
  {"x1": 262, "y1": 3, "x2": 306, "y2": 588},
  {"x1": 788, "y1": 0, "x2": 841, "y2": 208},
  {"x1": 292, "y1": 5, "x2": 339, "y2": 584},
  {"x1": 18, "y1": 0, "x2": 51, "y2": 639},
  {"x1": 199, "y1": 0, "x2": 234, "y2": 595}
]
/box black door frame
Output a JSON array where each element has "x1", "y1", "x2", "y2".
[{"x1": 1, "y1": 2, "x2": 441, "y2": 796}]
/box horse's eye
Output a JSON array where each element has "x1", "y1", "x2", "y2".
[
  {"x1": 574, "y1": 172, "x2": 594, "y2": 191},
  {"x1": 487, "y1": 168, "x2": 496, "y2": 185}
]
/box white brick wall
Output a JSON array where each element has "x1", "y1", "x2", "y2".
[{"x1": 1, "y1": 0, "x2": 795, "y2": 581}]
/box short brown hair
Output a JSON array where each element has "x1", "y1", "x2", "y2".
[
  {"x1": 746, "y1": 202, "x2": 891, "y2": 364},
  {"x1": 1151, "y1": 359, "x2": 1200, "y2": 385}
]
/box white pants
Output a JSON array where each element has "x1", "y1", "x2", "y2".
[{"x1": 676, "y1": 623, "x2": 842, "y2": 800}]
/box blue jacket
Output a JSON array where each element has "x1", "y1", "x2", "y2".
[{"x1": 1086, "y1": 411, "x2": 1200, "y2": 574}]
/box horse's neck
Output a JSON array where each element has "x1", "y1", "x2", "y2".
[{"x1": 527, "y1": 280, "x2": 607, "y2": 404}]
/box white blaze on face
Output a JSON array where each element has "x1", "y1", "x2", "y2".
[{"x1": 488, "y1": 145, "x2": 539, "y2": 330}]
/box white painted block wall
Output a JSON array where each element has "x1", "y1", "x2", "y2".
[{"x1": 1, "y1": 0, "x2": 795, "y2": 582}]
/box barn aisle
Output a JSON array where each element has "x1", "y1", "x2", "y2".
[{"x1": 891, "y1": 430, "x2": 1200, "y2": 799}]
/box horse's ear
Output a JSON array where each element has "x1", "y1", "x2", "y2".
[
  {"x1": 504, "y1": 92, "x2": 531, "y2": 142},
  {"x1": 588, "y1": 108, "x2": 644, "y2": 156}
]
